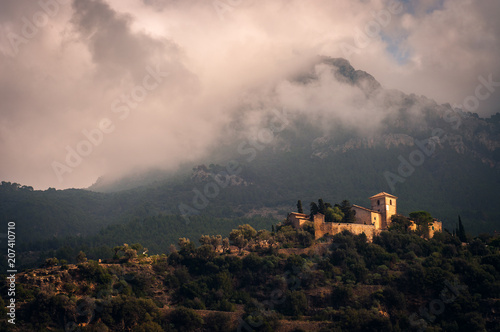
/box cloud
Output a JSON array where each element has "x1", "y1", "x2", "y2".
[
  {"x1": 345, "y1": 0, "x2": 500, "y2": 112},
  {"x1": 0, "y1": 0, "x2": 498, "y2": 189}
]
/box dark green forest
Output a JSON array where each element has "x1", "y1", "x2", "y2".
[{"x1": 2, "y1": 220, "x2": 499, "y2": 331}]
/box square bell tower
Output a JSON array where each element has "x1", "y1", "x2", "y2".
[{"x1": 369, "y1": 192, "x2": 397, "y2": 229}]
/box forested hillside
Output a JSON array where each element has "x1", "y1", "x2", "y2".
[{"x1": 2, "y1": 223, "x2": 499, "y2": 331}]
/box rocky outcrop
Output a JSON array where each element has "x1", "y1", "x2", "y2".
[
  {"x1": 191, "y1": 164, "x2": 251, "y2": 186},
  {"x1": 311, "y1": 134, "x2": 415, "y2": 159}
]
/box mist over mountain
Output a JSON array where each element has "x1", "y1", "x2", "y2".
[
  {"x1": 2, "y1": 2, "x2": 500, "y2": 331},
  {"x1": 2, "y1": 56, "x2": 498, "y2": 268},
  {"x1": 1, "y1": 0, "x2": 500, "y2": 277},
  {"x1": 91, "y1": 56, "x2": 500, "y2": 194},
  {"x1": 1, "y1": 0, "x2": 500, "y2": 190}
]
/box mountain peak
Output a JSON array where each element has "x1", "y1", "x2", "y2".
[{"x1": 317, "y1": 56, "x2": 382, "y2": 94}]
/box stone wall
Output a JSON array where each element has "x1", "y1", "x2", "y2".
[
  {"x1": 352, "y1": 206, "x2": 372, "y2": 225},
  {"x1": 429, "y1": 221, "x2": 442, "y2": 238},
  {"x1": 313, "y1": 220, "x2": 381, "y2": 241},
  {"x1": 287, "y1": 192, "x2": 440, "y2": 242},
  {"x1": 352, "y1": 205, "x2": 382, "y2": 229},
  {"x1": 288, "y1": 213, "x2": 309, "y2": 229}
]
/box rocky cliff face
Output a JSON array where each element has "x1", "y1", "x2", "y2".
[
  {"x1": 311, "y1": 129, "x2": 499, "y2": 169},
  {"x1": 191, "y1": 164, "x2": 251, "y2": 186},
  {"x1": 311, "y1": 134, "x2": 415, "y2": 159},
  {"x1": 303, "y1": 61, "x2": 500, "y2": 168}
]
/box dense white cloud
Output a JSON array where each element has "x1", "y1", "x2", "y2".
[{"x1": 0, "y1": 0, "x2": 498, "y2": 189}]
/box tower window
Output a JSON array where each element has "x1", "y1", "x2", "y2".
[
  {"x1": 377, "y1": 200, "x2": 380, "y2": 205},
  {"x1": 390, "y1": 199, "x2": 392, "y2": 205}
]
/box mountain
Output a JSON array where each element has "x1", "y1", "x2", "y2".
[
  {"x1": 1, "y1": 57, "x2": 499, "y2": 269},
  {"x1": 89, "y1": 56, "x2": 500, "y2": 231}
]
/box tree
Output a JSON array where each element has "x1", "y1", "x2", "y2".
[
  {"x1": 222, "y1": 238, "x2": 230, "y2": 253},
  {"x1": 199, "y1": 235, "x2": 211, "y2": 246},
  {"x1": 296, "y1": 230, "x2": 313, "y2": 247},
  {"x1": 130, "y1": 243, "x2": 143, "y2": 252},
  {"x1": 310, "y1": 202, "x2": 319, "y2": 219},
  {"x1": 204, "y1": 312, "x2": 233, "y2": 332},
  {"x1": 113, "y1": 244, "x2": 138, "y2": 261},
  {"x1": 133, "y1": 321, "x2": 163, "y2": 332},
  {"x1": 178, "y1": 238, "x2": 194, "y2": 250},
  {"x1": 297, "y1": 200, "x2": 303, "y2": 214},
  {"x1": 390, "y1": 214, "x2": 412, "y2": 233},
  {"x1": 113, "y1": 245, "x2": 124, "y2": 259},
  {"x1": 0, "y1": 297, "x2": 6, "y2": 317},
  {"x1": 409, "y1": 211, "x2": 433, "y2": 238},
  {"x1": 229, "y1": 231, "x2": 248, "y2": 253},
  {"x1": 325, "y1": 206, "x2": 344, "y2": 223},
  {"x1": 124, "y1": 248, "x2": 138, "y2": 261},
  {"x1": 196, "y1": 244, "x2": 216, "y2": 260},
  {"x1": 457, "y1": 215, "x2": 467, "y2": 243},
  {"x1": 409, "y1": 211, "x2": 433, "y2": 225},
  {"x1": 237, "y1": 224, "x2": 257, "y2": 240},
  {"x1": 318, "y1": 198, "x2": 326, "y2": 215},
  {"x1": 198, "y1": 235, "x2": 222, "y2": 251},
  {"x1": 44, "y1": 257, "x2": 59, "y2": 267},
  {"x1": 169, "y1": 307, "x2": 204, "y2": 331},
  {"x1": 340, "y1": 200, "x2": 356, "y2": 223},
  {"x1": 76, "y1": 251, "x2": 87, "y2": 263},
  {"x1": 288, "y1": 290, "x2": 308, "y2": 316},
  {"x1": 210, "y1": 235, "x2": 223, "y2": 251},
  {"x1": 257, "y1": 229, "x2": 271, "y2": 242},
  {"x1": 178, "y1": 238, "x2": 195, "y2": 256}
]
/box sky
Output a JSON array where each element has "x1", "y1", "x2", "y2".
[{"x1": 0, "y1": 0, "x2": 499, "y2": 190}]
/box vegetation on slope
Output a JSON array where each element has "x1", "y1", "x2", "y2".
[{"x1": 2, "y1": 218, "x2": 499, "y2": 331}]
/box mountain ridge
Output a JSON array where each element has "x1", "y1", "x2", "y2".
[{"x1": 1, "y1": 57, "x2": 499, "y2": 270}]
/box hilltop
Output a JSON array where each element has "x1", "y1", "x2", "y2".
[{"x1": 2, "y1": 222, "x2": 500, "y2": 331}]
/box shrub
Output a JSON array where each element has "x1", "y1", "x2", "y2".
[{"x1": 167, "y1": 307, "x2": 203, "y2": 332}]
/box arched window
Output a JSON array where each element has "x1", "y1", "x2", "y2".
[
  {"x1": 377, "y1": 200, "x2": 380, "y2": 205},
  {"x1": 390, "y1": 199, "x2": 392, "y2": 205}
]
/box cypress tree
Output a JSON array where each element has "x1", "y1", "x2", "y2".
[
  {"x1": 318, "y1": 198, "x2": 326, "y2": 215},
  {"x1": 297, "y1": 200, "x2": 303, "y2": 214},
  {"x1": 458, "y1": 215, "x2": 467, "y2": 242},
  {"x1": 310, "y1": 202, "x2": 319, "y2": 219}
]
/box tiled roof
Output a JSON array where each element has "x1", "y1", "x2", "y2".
[
  {"x1": 369, "y1": 192, "x2": 398, "y2": 199},
  {"x1": 289, "y1": 212, "x2": 308, "y2": 217},
  {"x1": 352, "y1": 204, "x2": 379, "y2": 213}
]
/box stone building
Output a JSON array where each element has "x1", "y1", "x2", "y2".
[
  {"x1": 287, "y1": 192, "x2": 442, "y2": 241},
  {"x1": 409, "y1": 218, "x2": 443, "y2": 238},
  {"x1": 428, "y1": 219, "x2": 443, "y2": 237},
  {"x1": 287, "y1": 212, "x2": 310, "y2": 229}
]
